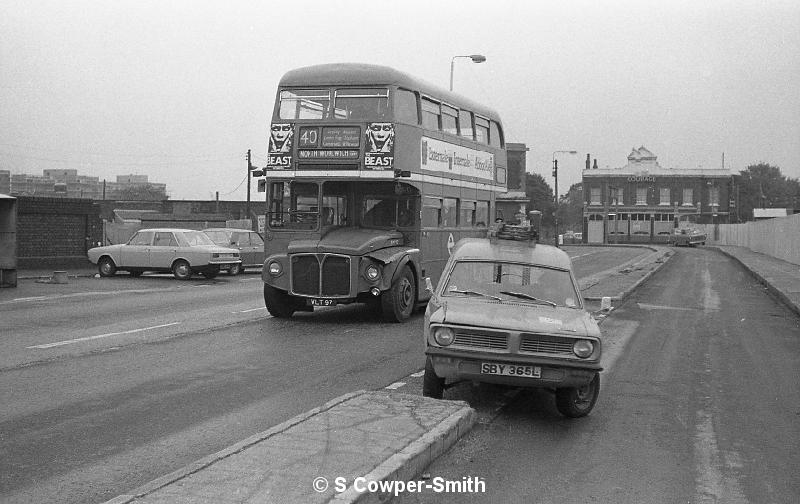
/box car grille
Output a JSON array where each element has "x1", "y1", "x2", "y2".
[
  {"x1": 453, "y1": 329, "x2": 509, "y2": 350},
  {"x1": 291, "y1": 254, "x2": 350, "y2": 296},
  {"x1": 519, "y1": 334, "x2": 574, "y2": 356}
]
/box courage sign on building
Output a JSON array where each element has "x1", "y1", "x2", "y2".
[{"x1": 420, "y1": 137, "x2": 494, "y2": 181}]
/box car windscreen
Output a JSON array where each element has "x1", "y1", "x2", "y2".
[{"x1": 442, "y1": 260, "x2": 580, "y2": 308}]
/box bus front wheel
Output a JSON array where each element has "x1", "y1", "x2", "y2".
[
  {"x1": 381, "y1": 265, "x2": 416, "y2": 322},
  {"x1": 264, "y1": 284, "x2": 296, "y2": 318}
]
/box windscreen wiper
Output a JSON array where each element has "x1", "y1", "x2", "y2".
[
  {"x1": 447, "y1": 288, "x2": 502, "y2": 301},
  {"x1": 499, "y1": 291, "x2": 557, "y2": 307}
]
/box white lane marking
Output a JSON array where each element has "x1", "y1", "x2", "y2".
[
  {"x1": 233, "y1": 307, "x2": 268, "y2": 313},
  {"x1": 385, "y1": 381, "x2": 406, "y2": 390},
  {"x1": 27, "y1": 322, "x2": 181, "y2": 349},
  {"x1": 1, "y1": 288, "x2": 175, "y2": 306},
  {"x1": 637, "y1": 302, "x2": 697, "y2": 311},
  {"x1": 410, "y1": 370, "x2": 425, "y2": 378}
]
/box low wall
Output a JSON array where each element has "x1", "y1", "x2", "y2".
[{"x1": 698, "y1": 214, "x2": 800, "y2": 265}]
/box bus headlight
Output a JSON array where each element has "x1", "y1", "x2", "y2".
[
  {"x1": 268, "y1": 261, "x2": 282, "y2": 277},
  {"x1": 433, "y1": 327, "x2": 455, "y2": 346},
  {"x1": 573, "y1": 340, "x2": 594, "y2": 358},
  {"x1": 366, "y1": 264, "x2": 380, "y2": 281}
]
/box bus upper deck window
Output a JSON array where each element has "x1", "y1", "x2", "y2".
[
  {"x1": 394, "y1": 89, "x2": 418, "y2": 125},
  {"x1": 490, "y1": 121, "x2": 504, "y2": 147},
  {"x1": 441, "y1": 105, "x2": 458, "y2": 135},
  {"x1": 458, "y1": 110, "x2": 474, "y2": 139},
  {"x1": 421, "y1": 98, "x2": 440, "y2": 130},
  {"x1": 334, "y1": 88, "x2": 389, "y2": 120},
  {"x1": 475, "y1": 116, "x2": 490, "y2": 144},
  {"x1": 279, "y1": 89, "x2": 331, "y2": 120}
]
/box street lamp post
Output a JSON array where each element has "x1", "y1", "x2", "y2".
[
  {"x1": 552, "y1": 150, "x2": 578, "y2": 247},
  {"x1": 449, "y1": 54, "x2": 486, "y2": 91}
]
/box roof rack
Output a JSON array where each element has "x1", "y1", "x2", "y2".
[{"x1": 489, "y1": 223, "x2": 538, "y2": 244}]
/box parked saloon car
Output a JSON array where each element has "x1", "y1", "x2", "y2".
[
  {"x1": 422, "y1": 224, "x2": 603, "y2": 418},
  {"x1": 671, "y1": 227, "x2": 706, "y2": 247},
  {"x1": 87, "y1": 228, "x2": 241, "y2": 280},
  {"x1": 202, "y1": 228, "x2": 265, "y2": 275}
]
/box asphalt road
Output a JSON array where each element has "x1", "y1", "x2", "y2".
[
  {"x1": 394, "y1": 247, "x2": 800, "y2": 504},
  {"x1": 0, "y1": 246, "x2": 649, "y2": 504}
]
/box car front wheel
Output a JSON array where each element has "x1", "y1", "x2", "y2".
[
  {"x1": 422, "y1": 357, "x2": 444, "y2": 399},
  {"x1": 172, "y1": 260, "x2": 192, "y2": 280},
  {"x1": 555, "y1": 372, "x2": 600, "y2": 418},
  {"x1": 98, "y1": 257, "x2": 116, "y2": 277}
]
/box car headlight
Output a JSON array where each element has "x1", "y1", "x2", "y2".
[
  {"x1": 573, "y1": 340, "x2": 594, "y2": 358},
  {"x1": 366, "y1": 264, "x2": 380, "y2": 281},
  {"x1": 433, "y1": 327, "x2": 455, "y2": 346},
  {"x1": 268, "y1": 261, "x2": 282, "y2": 276}
]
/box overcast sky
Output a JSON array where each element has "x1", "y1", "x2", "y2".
[{"x1": 2, "y1": 0, "x2": 798, "y2": 201}]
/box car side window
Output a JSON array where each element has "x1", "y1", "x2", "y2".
[
  {"x1": 129, "y1": 231, "x2": 154, "y2": 246},
  {"x1": 153, "y1": 232, "x2": 177, "y2": 246},
  {"x1": 250, "y1": 232, "x2": 264, "y2": 247}
]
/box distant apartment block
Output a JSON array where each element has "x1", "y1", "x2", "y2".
[{"x1": 0, "y1": 169, "x2": 167, "y2": 200}]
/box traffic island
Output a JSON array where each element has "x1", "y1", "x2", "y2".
[{"x1": 104, "y1": 391, "x2": 475, "y2": 504}]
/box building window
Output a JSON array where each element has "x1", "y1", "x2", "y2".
[
  {"x1": 709, "y1": 186, "x2": 719, "y2": 206},
  {"x1": 590, "y1": 187, "x2": 601, "y2": 205},
  {"x1": 659, "y1": 188, "x2": 670, "y2": 205},
  {"x1": 682, "y1": 188, "x2": 693, "y2": 206},
  {"x1": 636, "y1": 187, "x2": 647, "y2": 205},
  {"x1": 611, "y1": 187, "x2": 624, "y2": 205}
]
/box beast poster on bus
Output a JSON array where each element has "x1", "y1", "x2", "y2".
[
  {"x1": 364, "y1": 122, "x2": 394, "y2": 169},
  {"x1": 421, "y1": 137, "x2": 495, "y2": 181},
  {"x1": 267, "y1": 123, "x2": 294, "y2": 169}
]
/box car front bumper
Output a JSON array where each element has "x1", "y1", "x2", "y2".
[{"x1": 426, "y1": 348, "x2": 601, "y2": 389}]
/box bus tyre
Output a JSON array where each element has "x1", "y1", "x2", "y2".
[
  {"x1": 264, "y1": 284, "x2": 295, "y2": 318},
  {"x1": 381, "y1": 265, "x2": 416, "y2": 322},
  {"x1": 555, "y1": 372, "x2": 600, "y2": 418},
  {"x1": 422, "y1": 357, "x2": 444, "y2": 399}
]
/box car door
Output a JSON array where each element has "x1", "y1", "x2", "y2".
[
  {"x1": 150, "y1": 231, "x2": 179, "y2": 269},
  {"x1": 248, "y1": 231, "x2": 265, "y2": 267},
  {"x1": 121, "y1": 230, "x2": 154, "y2": 267}
]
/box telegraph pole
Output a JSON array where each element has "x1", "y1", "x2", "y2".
[{"x1": 246, "y1": 149, "x2": 252, "y2": 220}]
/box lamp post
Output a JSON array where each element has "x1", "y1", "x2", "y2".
[
  {"x1": 450, "y1": 54, "x2": 486, "y2": 91},
  {"x1": 552, "y1": 150, "x2": 578, "y2": 247}
]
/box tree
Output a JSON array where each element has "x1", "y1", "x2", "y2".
[
  {"x1": 525, "y1": 172, "x2": 555, "y2": 234},
  {"x1": 557, "y1": 182, "x2": 584, "y2": 232},
  {"x1": 734, "y1": 163, "x2": 800, "y2": 221}
]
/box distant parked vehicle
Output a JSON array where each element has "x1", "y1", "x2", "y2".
[
  {"x1": 202, "y1": 228, "x2": 265, "y2": 275},
  {"x1": 671, "y1": 227, "x2": 706, "y2": 247},
  {"x1": 87, "y1": 228, "x2": 240, "y2": 280}
]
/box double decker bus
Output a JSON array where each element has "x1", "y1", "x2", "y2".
[{"x1": 261, "y1": 63, "x2": 507, "y2": 322}]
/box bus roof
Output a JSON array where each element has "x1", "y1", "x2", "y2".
[{"x1": 278, "y1": 63, "x2": 502, "y2": 121}]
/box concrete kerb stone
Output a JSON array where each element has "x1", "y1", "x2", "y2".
[
  {"x1": 330, "y1": 404, "x2": 476, "y2": 504},
  {"x1": 709, "y1": 246, "x2": 800, "y2": 318},
  {"x1": 101, "y1": 390, "x2": 368, "y2": 504}
]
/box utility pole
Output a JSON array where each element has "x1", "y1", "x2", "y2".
[
  {"x1": 552, "y1": 158, "x2": 558, "y2": 247},
  {"x1": 246, "y1": 149, "x2": 252, "y2": 220}
]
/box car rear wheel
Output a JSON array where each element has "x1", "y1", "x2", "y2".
[
  {"x1": 172, "y1": 260, "x2": 192, "y2": 280},
  {"x1": 227, "y1": 264, "x2": 242, "y2": 276},
  {"x1": 422, "y1": 357, "x2": 444, "y2": 399},
  {"x1": 98, "y1": 257, "x2": 116, "y2": 277},
  {"x1": 264, "y1": 284, "x2": 296, "y2": 318},
  {"x1": 555, "y1": 372, "x2": 600, "y2": 418},
  {"x1": 381, "y1": 265, "x2": 416, "y2": 322}
]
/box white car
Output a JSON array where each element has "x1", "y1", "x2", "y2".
[{"x1": 87, "y1": 228, "x2": 241, "y2": 280}]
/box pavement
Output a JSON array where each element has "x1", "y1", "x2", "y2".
[{"x1": 7, "y1": 244, "x2": 800, "y2": 503}]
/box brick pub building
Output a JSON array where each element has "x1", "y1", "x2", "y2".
[{"x1": 582, "y1": 147, "x2": 732, "y2": 244}]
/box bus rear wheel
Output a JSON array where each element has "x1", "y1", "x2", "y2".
[
  {"x1": 381, "y1": 265, "x2": 416, "y2": 322},
  {"x1": 264, "y1": 284, "x2": 296, "y2": 318}
]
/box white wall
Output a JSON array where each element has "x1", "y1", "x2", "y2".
[{"x1": 699, "y1": 214, "x2": 800, "y2": 265}]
